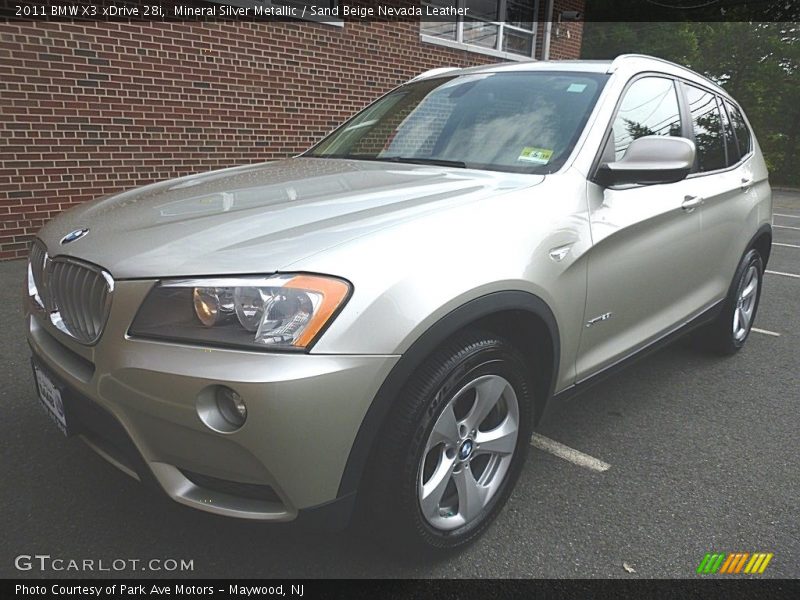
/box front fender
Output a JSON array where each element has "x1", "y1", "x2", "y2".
[{"x1": 336, "y1": 290, "x2": 560, "y2": 499}]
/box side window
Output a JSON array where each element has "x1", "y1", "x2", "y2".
[
  {"x1": 685, "y1": 84, "x2": 726, "y2": 172},
  {"x1": 612, "y1": 76, "x2": 682, "y2": 161},
  {"x1": 725, "y1": 100, "x2": 753, "y2": 159},
  {"x1": 719, "y1": 97, "x2": 741, "y2": 166}
]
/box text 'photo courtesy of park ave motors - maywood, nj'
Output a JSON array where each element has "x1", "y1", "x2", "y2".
[{"x1": 173, "y1": 2, "x2": 470, "y2": 18}]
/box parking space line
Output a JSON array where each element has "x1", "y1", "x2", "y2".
[
  {"x1": 766, "y1": 269, "x2": 800, "y2": 279},
  {"x1": 773, "y1": 242, "x2": 800, "y2": 249},
  {"x1": 530, "y1": 433, "x2": 611, "y2": 472},
  {"x1": 774, "y1": 213, "x2": 800, "y2": 219},
  {"x1": 751, "y1": 327, "x2": 781, "y2": 337},
  {"x1": 774, "y1": 225, "x2": 800, "y2": 231}
]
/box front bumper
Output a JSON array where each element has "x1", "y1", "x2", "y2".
[{"x1": 26, "y1": 278, "x2": 398, "y2": 523}]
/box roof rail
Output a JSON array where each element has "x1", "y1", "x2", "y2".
[
  {"x1": 608, "y1": 53, "x2": 686, "y2": 73},
  {"x1": 608, "y1": 53, "x2": 727, "y2": 94},
  {"x1": 410, "y1": 67, "x2": 461, "y2": 82}
]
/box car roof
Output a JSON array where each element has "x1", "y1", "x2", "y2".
[
  {"x1": 449, "y1": 59, "x2": 613, "y2": 76},
  {"x1": 413, "y1": 54, "x2": 730, "y2": 100}
]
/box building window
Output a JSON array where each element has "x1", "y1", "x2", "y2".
[{"x1": 421, "y1": 0, "x2": 539, "y2": 60}]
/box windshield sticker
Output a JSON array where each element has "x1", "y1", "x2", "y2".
[
  {"x1": 518, "y1": 147, "x2": 554, "y2": 165},
  {"x1": 567, "y1": 83, "x2": 587, "y2": 93}
]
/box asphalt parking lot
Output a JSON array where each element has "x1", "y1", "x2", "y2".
[{"x1": 1, "y1": 190, "x2": 798, "y2": 579}]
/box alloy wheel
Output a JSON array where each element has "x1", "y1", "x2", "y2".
[
  {"x1": 417, "y1": 374, "x2": 519, "y2": 531},
  {"x1": 733, "y1": 264, "x2": 759, "y2": 341}
]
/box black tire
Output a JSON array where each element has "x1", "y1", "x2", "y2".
[
  {"x1": 702, "y1": 248, "x2": 764, "y2": 355},
  {"x1": 361, "y1": 330, "x2": 535, "y2": 554}
]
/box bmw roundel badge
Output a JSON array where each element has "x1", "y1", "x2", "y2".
[{"x1": 60, "y1": 228, "x2": 89, "y2": 244}]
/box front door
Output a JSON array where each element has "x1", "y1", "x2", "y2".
[{"x1": 577, "y1": 75, "x2": 708, "y2": 380}]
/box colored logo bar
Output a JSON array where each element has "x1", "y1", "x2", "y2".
[{"x1": 697, "y1": 552, "x2": 773, "y2": 574}]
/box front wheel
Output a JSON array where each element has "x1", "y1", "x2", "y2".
[
  {"x1": 362, "y1": 331, "x2": 535, "y2": 553},
  {"x1": 703, "y1": 248, "x2": 764, "y2": 355}
]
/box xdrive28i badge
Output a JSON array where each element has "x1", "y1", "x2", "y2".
[{"x1": 60, "y1": 228, "x2": 89, "y2": 244}]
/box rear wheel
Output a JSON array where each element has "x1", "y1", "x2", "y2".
[
  {"x1": 362, "y1": 331, "x2": 535, "y2": 553},
  {"x1": 703, "y1": 248, "x2": 764, "y2": 355}
]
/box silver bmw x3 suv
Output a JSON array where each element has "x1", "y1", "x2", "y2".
[{"x1": 25, "y1": 55, "x2": 771, "y2": 552}]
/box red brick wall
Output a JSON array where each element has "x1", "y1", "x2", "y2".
[
  {"x1": 533, "y1": 0, "x2": 585, "y2": 61},
  {"x1": 0, "y1": 14, "x2": 582, "y2": 260},
  {"x1": 548, "y1": 0, "x2": 585, "y2": 60}
]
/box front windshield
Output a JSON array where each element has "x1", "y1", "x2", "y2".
[{"x1": 307, "y1": 71, "x2": 608, "y2": 174}]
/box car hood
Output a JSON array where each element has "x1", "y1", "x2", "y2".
[{"x1": 37, "y1": 157, "x2": 543, "y2": 278}]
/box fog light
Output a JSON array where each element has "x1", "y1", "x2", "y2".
[
  {"x1": 216, "y1": 387, "x2": 247, "y2": 427},
  {"x1": 197, "y1": 385, "x2": 248, "y2": 433}
]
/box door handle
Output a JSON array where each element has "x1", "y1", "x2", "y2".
[
  {"x1": 681, "y1": 195, "x2": 704, "y2": 212},
  {"x1": 741, "y1": 177, "x2": 753, "y2": 191}
]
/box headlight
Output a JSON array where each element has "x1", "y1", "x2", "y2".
[{"x1": 129, "y1": 274, "x2": 351, "y2": 351}]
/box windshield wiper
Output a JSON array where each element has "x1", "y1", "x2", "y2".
[
  {"x1": 373, "y1": 156, "x2": 468, "y2": 169},
  {"x1": 309, "y1": 154, "x2": 468, "y2": 169}
]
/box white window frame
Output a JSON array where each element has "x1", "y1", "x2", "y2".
[{"x1": 421, "y1": 0, "x2": 540, "y2": 62}]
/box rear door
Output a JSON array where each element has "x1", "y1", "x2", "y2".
[
  {"x1": 577, "y1": 75, "x2": 707, "y2": 380},
  {"x1": 682, "y1": 86, "x2": 758, "y2": 301}
]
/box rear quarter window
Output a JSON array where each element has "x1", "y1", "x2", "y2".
[
  {"x1": 725, "y1": 100, "x2": 753, "y2": 159},
  {"x1": 719, "y1": 98, "x2": 741, "y2": 166}
]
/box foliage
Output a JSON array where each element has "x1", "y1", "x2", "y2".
[{"x1": 582, "y1": 21, "x2": 800, "y2": 185}]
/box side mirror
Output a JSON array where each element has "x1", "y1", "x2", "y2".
[{"x1": 596, "y1": 135, "x2": 696, "y2": 187}]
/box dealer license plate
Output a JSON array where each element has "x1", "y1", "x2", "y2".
[{"x1": 32, "y1": 361, "x2": 69, "y2": 436}]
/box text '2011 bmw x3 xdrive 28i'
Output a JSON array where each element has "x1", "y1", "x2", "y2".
[{"x1": 25, "y1": 55, "x2": 771, "y2": 552}]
